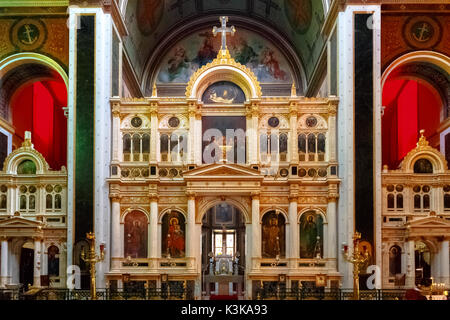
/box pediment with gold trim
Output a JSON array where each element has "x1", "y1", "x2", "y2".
[{"x1": 183, "y1": 163, "x2": 263, "y2": 180}]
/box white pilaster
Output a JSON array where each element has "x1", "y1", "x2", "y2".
[{"x1": 337, "y1": 4, "x2": 381, "y2": 289}]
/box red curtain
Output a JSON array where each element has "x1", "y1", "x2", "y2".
[
  {"x1": 11, "y1": 80, "x2": 67, "y2": 170},
  {"x1": 382, "y1": 78, "x2": 442, "y2": 169}
]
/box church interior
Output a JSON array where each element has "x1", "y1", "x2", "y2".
[{"x1": 0, "y1": 0, "x2": 449, "y2": 300}]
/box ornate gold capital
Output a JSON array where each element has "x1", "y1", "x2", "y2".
[
  {"x1": 111, "y1": 102, "x2": 121, "y2": 117},
  {"x1": 327, "y1": 102, "x2": 337, "y2": 116}
]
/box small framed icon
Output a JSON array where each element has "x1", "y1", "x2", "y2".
[{"x1": 316, "y1": 274, "x2": 327, "y2": 287}]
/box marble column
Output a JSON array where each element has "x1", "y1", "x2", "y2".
[
  {"x1": 33, "y1": 239, "x2": 42, "y2": 287},
  {"x1": 406, "y1": 240, "x2": 415, "y2": 288},
  {"x1": 251, "y1": 193, "x2": 261, "y2": 259},
  {"x1": 288, "y1": 197, "x2": 298, "y2": 261},
  {"x1": 440, "y1": 240, "x2": 449, "y2": 286},
  {"x1": 1, "y1": 238, "x2": 8, "y2": 287},
  {"x1": 41, "y1": 242, "x2": 48, "y2": 279},
  {"x1": 327, "y1": 198, "x2": 337, "y2": 265},
  {"x1": 186, "y1": 192, "x2": 196, "y2": 258},
  {"x1": 111, "y1": 196, "x2": 121, "y2": 262},
  {"x1": 149, "y1": 195, "x2": 159, "y2": 260}
]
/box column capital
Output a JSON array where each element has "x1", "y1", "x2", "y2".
[
  {"x1": 251, "y1": 192, "x2": 260, "y2": 200},
  {"x1": 0, "y1": 236, "x2": 9, "y2": 241},
  {"x1": 327, "y1": 194, "x2": 339, "y2": 201},
  {"x1": 246, "y1": 104, "x2": 259, "y2": 119},
  {"x1": 186, "y1": 191, "x2": 196, "y2": 200},
  {"x1": 289, "y1": 103, "x2": 298, "y2": 118},
  {"x1": 109, "y1": 193, "x2": 121, "y2": 202},
  {"x1": 111, "y1": 101, "x2": 121, "y2": 117},
  {"x1": 327, "y1": 102, "x2": 337, "y2": 116},
  {"x1": 288, "y1": 194, "x2": 298, "y2": 202},
  {"x1": 149, "y1": 102, "x2": 159, "y2": 116},
  {"x1": 149, "y1": 193, "x2": 159, "y2": 203}
]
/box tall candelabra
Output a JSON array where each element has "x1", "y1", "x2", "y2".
[
  {"x1": 342, "y1": 232, "x2": 369, "y2": 300},
  {"x1": 81, "y1": 232, "x2": 105, "y2": 300}
]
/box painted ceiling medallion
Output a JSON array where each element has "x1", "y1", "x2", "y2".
[
  {"x1": 284, "y1": 0, "x2": 312, "y2": 34},
  {"x1": 404, "y1": 16, "x2": 441, "y2": 49},
  {"x1": 11, "y1": 18, "x2": 47, "y2": 51}
]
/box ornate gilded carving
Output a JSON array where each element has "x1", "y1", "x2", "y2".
[
  {"x1": 298, "y1": 196, "x2": 328, "y2": 204},
  {"x1": 185, "y1": 48, "x2": 262, "y2": 98}
]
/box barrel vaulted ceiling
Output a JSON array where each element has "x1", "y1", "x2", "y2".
[{"x1": 122, "y1": 0, "x2": 327, "y2": 95}]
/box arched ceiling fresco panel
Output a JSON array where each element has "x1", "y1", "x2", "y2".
[
  {"x1": 123, "y1": 0, "x2": 325, "y2": 87},
  {"x1": 156, "y1": 27, "x2": 293, "y2": 84}
]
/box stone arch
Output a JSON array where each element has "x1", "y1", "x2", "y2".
[
  {"x1": 120, "y1": 207, "x2": 150, "y2": 223},
  {"x1": 158, "y1": 207, "x2": 187, "y2": 223},
  {"x1": 4, "y1": 149, "x2": 50, "y2": 175},
  {"x1": 187, "y1": 64, "x2": 261, "y2": 102},
  {"x1": 197, "y1": 197, "x2": 250, "y2": 224},
  {"x1": 0, "y1": 53, "x2": 68, "y2": 122},
  {"x1": 260, "y1": 207, "x2": 288, "y2": 224},
  {"x1": 298, "y1": 207, "x2": 328, "y2": 224},
  {"x1": 382, "y1": 51, "x2": 450, "y2": 89}
]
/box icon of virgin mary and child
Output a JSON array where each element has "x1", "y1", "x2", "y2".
[{"x1": 166, "y1": 216, "x2": 185, "y2": 258}]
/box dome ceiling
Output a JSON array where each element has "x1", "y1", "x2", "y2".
[{"x1": 123, "y1": 0, "x2": 326, "y2": 93}]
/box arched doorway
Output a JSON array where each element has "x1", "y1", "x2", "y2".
[
  {"x1": 415, "y1": 241, "x2": 431, "y2": 286},
  {"x1": 201, "y1": 202, "x2": 245, "y2": 299},
  {"x1": 19, "y1": 241, "x2": 34, "y2": 289}
]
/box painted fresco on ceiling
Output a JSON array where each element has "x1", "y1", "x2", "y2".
[
  {"x1": 123, "y1": 0, "x2": 326, "y2": 82},
  {"x1": 136, "y1": 0, "x2": 164, "y2": 36},
  {"x1": 284, "y1": 0, "x2": 312, "y2": 34},
  {"x1": 156, "y1": 28, "x2": 292, "y2": 83}
]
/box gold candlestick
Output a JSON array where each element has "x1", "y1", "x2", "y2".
[
  {"x1": 342, "y1": 232, "x2": 369, "y2": 300},
  {"x1": 81, "y1": 232, "x2": 105, "y2": 300}
]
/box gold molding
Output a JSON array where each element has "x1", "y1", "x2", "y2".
[{"x1": 185, "y1": 48, "x2": 262, "y2": 99}]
